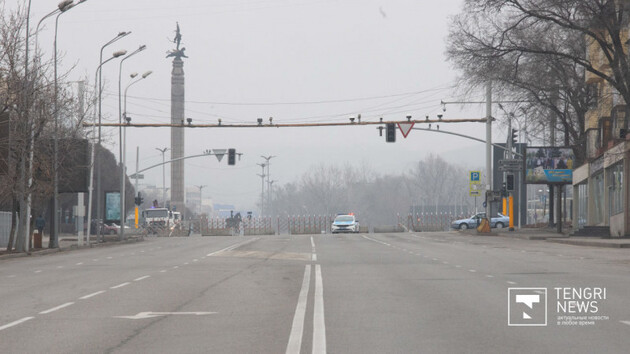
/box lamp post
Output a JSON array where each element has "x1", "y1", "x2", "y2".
[
  {"x1": 156, "y1": 148, "x2": 170, "y2": 206},
  {"x1": 260, "y1": 155, "x2": 276, "y2": 217},
  {"x1": 22, "y1": 3, "x2": 62, "y2": 252},
  {"x1": 86, "y1": 49, "x2": 126, "y2": 243},
  {"x1": 118, "y1": 45, "x2": 146, "y2": 241},
  {"x1": 123, "y1": 69, "x2": 152, "y2": 219},
  {"x1": 257, "y1": 163, "x2": 266, "y2": 216},
  {"x1": 51, "y1": 0, "x2": 85, "y2": 249},
  {"x1": 196, "y1": 185, "x2": 206, "y2": 216},
  {"x1": 95, "y1": 31, "x2": 130, "y2": 243}
]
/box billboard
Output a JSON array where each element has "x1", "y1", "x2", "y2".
[
  {"x1": 105, "y1": 191, "x2": 121, "y2": 223},
  {"x1": 524, "y1": 147, "x2": 575, "y2": 184}
]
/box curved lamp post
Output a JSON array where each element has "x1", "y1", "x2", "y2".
[
  {"x1": 95, "y1": 31, "x2": 130, "y2": 243},
  {"x1": 51, "y1": 0, "x2": 87, "y2": 249},
  {"x1": 85, "y1": 49, "x2": 127, "y2": 242},
  {"x1": 118, "y1": 45, "x2": 146, "y2": 240}
]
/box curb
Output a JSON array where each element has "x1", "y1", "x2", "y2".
[
  {"x1": 545, "y1": 239, "x2": 630, "y2": 248},
  {"x1": 0, "y1": 237, "x2": 144, "y2": 261}
]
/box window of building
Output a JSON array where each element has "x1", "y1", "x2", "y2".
[{"x1": 608, "y1": 162, "x2": 624, "y2": 216}]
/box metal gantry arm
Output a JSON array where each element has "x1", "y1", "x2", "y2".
[{"x1": 134, "y1": 151, "x2": 231, "y2": 176}]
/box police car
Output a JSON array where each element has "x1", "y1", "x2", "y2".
[{"x1": 331, "y1": 214, "x2": 360, "y2": 233}]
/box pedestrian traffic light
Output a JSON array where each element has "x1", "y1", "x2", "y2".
[
  {"x1": 511, "y1": 128, "x2": 518, "y2": 146},
  {"x1": 386, "y1": 123, "x2": 396, "y2": 143},
  {"x1": 228, "y1": 148, "x2": 236, "y2": 165},
  {"x1": 506, "y1": 174, "x2": 515, "y2": 191}
]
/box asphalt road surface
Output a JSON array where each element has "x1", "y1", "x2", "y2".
[{"x1": 1, "y1": 232, "x2": 630, "y2": 353}]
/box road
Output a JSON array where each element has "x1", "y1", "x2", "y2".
[{"x1": 1, "y1": 232, "x2": 630, "y2": 353}]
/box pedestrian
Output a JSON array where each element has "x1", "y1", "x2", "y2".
[{"x1": 36, "y1": 215, "x2": 45, "y2": 236}]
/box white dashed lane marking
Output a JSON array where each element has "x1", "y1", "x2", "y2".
[
  {"x1": 134, "y1": 275, "x2": 151, "y2": 282},
  {"x1": 0, "y1": 317, "x2": 34, "y2": 332},
  {"x1": 39, "y1": 302, "x2": 74, "y2": 315},
  {"x1": 79, "y1": 291, "x2": 105, "y2": 300},
  {"x1": 110, "y1": 282, "x2": 130, "y2": 289}
]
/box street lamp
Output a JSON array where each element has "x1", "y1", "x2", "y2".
[
  {"x1": 156, "y1": 148, "x2": 170, "y2": 206},
  {"x1": 86, "y1": 49, "x2": 126, "y2": 243},
  {"x1": 196, "y1": 185, "x2": 206, "y2": 216},
  {"x1": 260, "y1": 155, "x2": 276, "y2": 217},
  {"x1": 95, "y1": 31, "x2": 130, "y2": 243},
  {"x1": 118, "y1": 45, "x2": 146, "y2": 241},
  {"x1": 22, "y1": 2, "x2": 65, "y2": 252},
  {"x1": 123, "y1": 69, "x2": 152, "y2": 222},
  {"x1": 51, "y1": 0, "x2": 86, "y2": 249},
  {"x1": 257, "y1": 163, "x2": 266, "y2": 216}
]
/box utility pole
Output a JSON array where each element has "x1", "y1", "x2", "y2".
[
  {"x1": 485, "y1": 82, "x2": 492, "y2": 226},
  {"x1": 155, "y1": 147, "x2": 169, "y2": 206}
]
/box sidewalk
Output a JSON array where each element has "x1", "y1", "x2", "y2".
[
  {"x1": 460, "y1": 227, "x2": 630, "y2": 249},
  {"x1": 0, "y1": 232, "x2": 144, "y2": 260}
]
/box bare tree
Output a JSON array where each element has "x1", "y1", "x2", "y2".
[{"x1": 446, "y1": 0, "x2": 598, "y2": 163}]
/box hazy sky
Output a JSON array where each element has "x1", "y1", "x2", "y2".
[{"x1": 24, "y1": 0, "x2": 498, "y2": 210}]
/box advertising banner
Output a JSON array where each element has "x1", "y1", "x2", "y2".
[
  {"x1": 105, "y1": 191, "x2": 121, "y2": 222},
  {"x1": 524, "y1": 147, "x2": 575, "y2": 184}
]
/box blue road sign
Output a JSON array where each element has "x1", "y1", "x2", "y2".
[{"x1": 470, "y1": 171, "x2": 481, "y2": 182}]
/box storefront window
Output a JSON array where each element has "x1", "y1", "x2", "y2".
[
  {"x1": 593, "y1": 172, "x2": 604, "y2": 224},
  {"x1": 577, "y1": 183, "x2": 588, "y2": 228},
  {"x1": 608, "y1": 163, "x2": 624, "y2": 216}
]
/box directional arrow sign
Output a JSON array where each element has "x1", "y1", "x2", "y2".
[
  {"x1": 213, "y1": 149, "x2": 227, "y2": 162},
  {"x1": 114, "y1": 312, "x2": 217, "y2": 320},
  {"x1": 397, "y1": 122, "x2": 415, "y2": 138}
]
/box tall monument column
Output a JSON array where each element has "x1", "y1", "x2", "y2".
[{"x1": 167, "y1": 23, "x2": 188, "y2": 213}]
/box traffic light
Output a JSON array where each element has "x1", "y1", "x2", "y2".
[
  {"x1": 228, "y1": 148, "x2": 236, "y2": 165},
  {"x1": 511, "y1": 128, "x2": 518, "y2": 146},
  {"x1": 134, "y1": 192, "x2": 144, "y2": 206},
  {"x1": 506, "y1": 174, "x2": 515, "y2": 191},
  {"x1": 386, "y1": 123, "x2": 396, "y2": 143}
]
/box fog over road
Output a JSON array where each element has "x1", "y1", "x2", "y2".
[{"x1": 1, "y1": 233, "x2": 629, "y2": 353}]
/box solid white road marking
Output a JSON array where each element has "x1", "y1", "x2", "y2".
[
  {"x1": 134, "y1": 275, "x2": 151, "y2": 282},
  {"x1": 534, "y1": 290, "x2": 545, "y2": 295},
  {"x1": 39, "y1": 302, "x2": 74, "y2": 314},
  {"x1": 110, "y1": 282, "x2": 130, "y2": 289},
  {"x1": 0, "y1": 317, "x2": 34, "y2": 331},
  {"x1": 310, "y1": 236, "x2": 315, "y2": 249},
  {"x1": 114, "y1": 312, "x2": 216, "y2": 320},
  {"x1": 80, "y1": 290, "x2": 106, "y2": 300},
  {"x1": 313, "y1": 264, "x2": 326, "y2": 354},
  {"x1": 286, "y1": 265, "x2": 311, "y2": 354}
]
